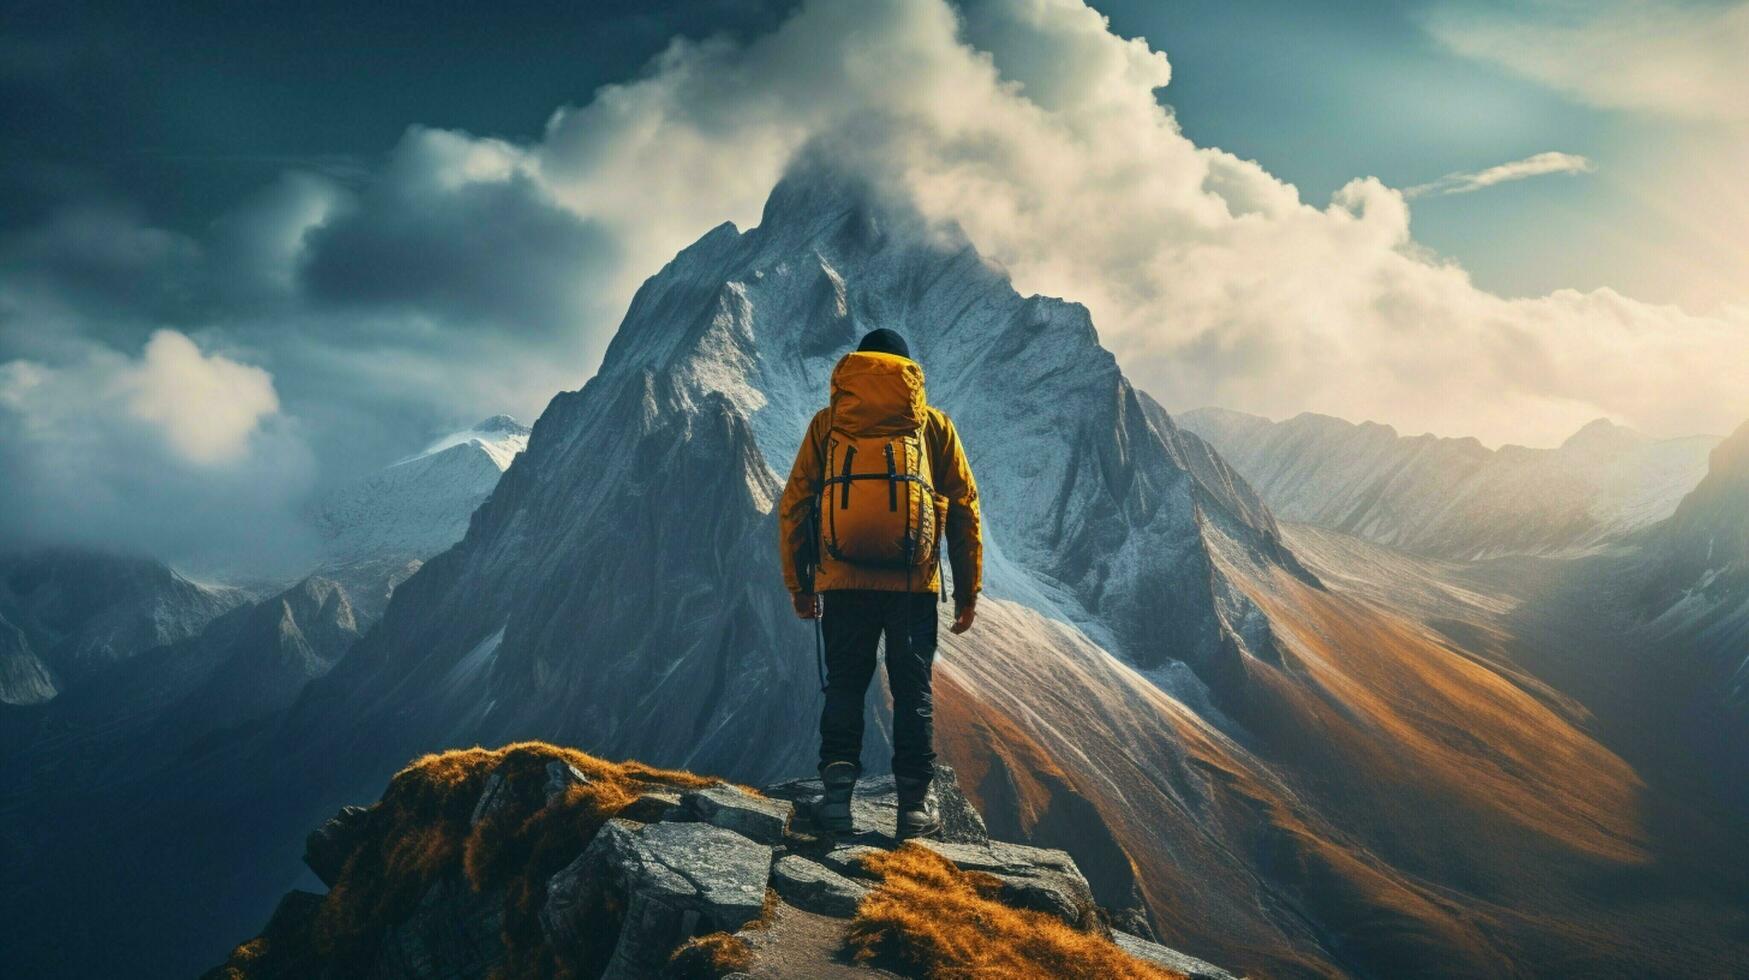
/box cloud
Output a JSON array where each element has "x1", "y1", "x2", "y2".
[
  {"x1": 2, "y1": 0, "x2": 1746, "y2": 576},
  {"x1": 118, "y1": 330, "x2": 280, "y2": 465},
  {"x1": 1403, "y1": 151, "x2": 1595, "y2": 199},
  {"x1": 1426, "y1": 0, "x2": 1749, "y2": 121},
  {"x1": 0, "y1": 332, "x2": 315, "y2": 574}
]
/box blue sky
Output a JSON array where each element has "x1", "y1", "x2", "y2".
[{"x1": 1099, "y1": 0, "x2": 1746, "y2": 311}]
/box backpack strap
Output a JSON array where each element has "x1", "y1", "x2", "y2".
[
  {"x1": 838, "y1": 444, "x2": 857, "y2": 509},
  {"x1": 885, "y1": 442, "x2": 898, "y2": 511}
]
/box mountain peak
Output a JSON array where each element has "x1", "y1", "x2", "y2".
[
  {"x1": 470, "y1": 414, "x2": 529, "y2": 436},
  {"x1": 413, "y1": 416, "x2": 530, "y2": 470},
  {"x1": 1560, "y1": 417, "x2": 1643, "y2": 453}
]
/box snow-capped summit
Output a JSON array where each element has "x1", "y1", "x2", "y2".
[
  {"x1": 309, "y1": 415, "x2": 528, "y2": 617},
  {"x1": 408, "y1": 415, "x2": 532, "y2": 470}
]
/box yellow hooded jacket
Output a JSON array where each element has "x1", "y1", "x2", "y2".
[{"x1": 779, "y1": 351, "x2": 982, "y2": 601}]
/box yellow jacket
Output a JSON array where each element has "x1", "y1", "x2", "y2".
[{"x1": 779, "y1": 352, "x2": 982, "y2": 601}]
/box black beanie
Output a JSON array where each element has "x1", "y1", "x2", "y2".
[{"x1": 857, "y1": 328, "x2": 910, "y2": 359}]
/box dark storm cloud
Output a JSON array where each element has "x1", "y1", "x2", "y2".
[
  {"x1": 0, "y1": 207, "x2": 202, "y2": 337},
  {"x1": 0, "y1": 118, "x2": 638, "y2": 572},
  {"x1": 298, "y1": 133, "x2": 621, "y2": 338}
]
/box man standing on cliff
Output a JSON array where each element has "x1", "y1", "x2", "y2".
[{"x1": 778, "y1": 328, "x2": 982, "y2": 841}]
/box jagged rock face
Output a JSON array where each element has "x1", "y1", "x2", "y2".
[
  {"x1": 174, "y1": 576, "x2": 361, "y2": 735},
  {"x1": 1639, "y1": 421, "x2": 1749, "y2": 716},
  {"x1": 1658, "y1": 420, "x2": 1749, "y2": 584},
  {"x1": 288, "y1": 169, "x2": 1296, "y2": 802},
  {"x1": 0, "y1": 549, "x2": 245, "y2": 704},
  {"x1": 585, "y1": 171, "x2": 1294, "y2": 674},
  {"x1": 547, "y1": 818, "x2": 773, "y2": 978},
  {"x1": 1180, "y1": 407, "x2": 1718, "y2": 560}
]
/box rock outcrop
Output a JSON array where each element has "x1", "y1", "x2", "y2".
[{"x1": 211, "y1": 750, "x2": 1236, "y2": 980}]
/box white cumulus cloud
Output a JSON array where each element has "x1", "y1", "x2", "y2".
[
  {"x1": 118, "y1": 330, "x2": 281, "y2": 465},
  {"x1": 451, "y1": 0, "x2": 1741, "y2": 445},
  {"x1": 0, "y1": 332, "x2": 311, "y2": 572}
]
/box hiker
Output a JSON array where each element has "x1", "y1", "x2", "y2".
[{"x1": 778, "y1": 328, "x2": 982, "y2": 841}]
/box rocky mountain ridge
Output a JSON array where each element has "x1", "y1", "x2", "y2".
[
  {"x1": 1180, "y1": 407, "x2": 1717, "y2": 560},
  {"x1": 0, "y1": 550, "x2": 246, "y2": 706}
]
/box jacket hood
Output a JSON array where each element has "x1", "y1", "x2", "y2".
[{"x1": 829, "y1": 351, "x2": 926, "y2": 436}]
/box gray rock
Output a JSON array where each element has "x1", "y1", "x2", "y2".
[
  {"x1": 543, "y1": 760, "x2": 590, "y2": 804},
  {"x1": 469, "y1": 758, "x2": 586, "y2": 827},
  {"x1": 303, "y1": 804, "x2": 369, "y2": 887},
  {"x1": 543, "y1": 818, "x2": 772, "y2": 979},
  {"x1": 763, "y1": 764, "x2": 987, "y2": 846},
  {"x1": 469, "y1": 769, "x2": 511, "y2": 826},
  {"x1": 769, "y1": 854, "x2": 869, "y2": 918},
  {"x1": 618, "y1": 789, "x2": 683, "y2": 823},
  {"x1": 673, "y1": 783, "x2": 793, "y2": 844},
  {"x1": 812, "y1": 844, "x2": 885, "y2": 881},
  {"x1": 914, "y1": 839, "x2": 1100, "y2": 929},
  {"x1": 1113, "y1": 930, "x2": 1241, "y2": 980},
  {"x1": 372, "y1": 873, "x2": 506, "y2": 980},
  {"x1": 1107, "y1": 903, "x2": 1158, "y2": 942}
]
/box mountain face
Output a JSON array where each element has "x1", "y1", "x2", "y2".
[
  {"x1": 1639, "y1": 421, "x2": 1749, "y2": 718},
  {"x1": 173, "y1": 576, "x2": 361, "y2": 738},
  {"x1": 310, "y1": 415, "x2": 530, "y2": 619},
  {"x1": 1180, "y1": 407, "x2": 1717, "y2": 560},
  {"x1": 0, "y1": 550, "x2": 245, "y2": 705},
  {"x1": 288, "y1": 168, "x2": 1301, "y2": 775},
  {"x1": 256, "y1": 170, "x2": 1347, "y2": 968}
]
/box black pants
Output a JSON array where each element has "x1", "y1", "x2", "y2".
[{"x1": 819, "y1": 589, "x2": 938, "y2": 782}]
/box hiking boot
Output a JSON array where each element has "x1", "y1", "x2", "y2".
[
  {"x1": 895, "y1": 775, "x2": 942, "y2": 841},
  {"x1": 817, "y1": 761, "x2": 858, "y2": 835}
]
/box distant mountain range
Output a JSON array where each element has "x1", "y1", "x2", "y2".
[
  {"x1": 1180, "y1": 407, "x2": 1717, "y2": 560},
  {"x1": 0, "y1": 551, "x2": 245, "y2": 706}
]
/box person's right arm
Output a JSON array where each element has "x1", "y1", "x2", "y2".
[{"x1": 778, "y1": 410, "x2": 829, "y2": 617}]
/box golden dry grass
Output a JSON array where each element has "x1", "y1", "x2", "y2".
[
  {"x1": 847, "y1": 844, "x2": 1185, "y2": 980},
  {"x1": 666, "y1": 931, "x2": 757, "y2": 978}
]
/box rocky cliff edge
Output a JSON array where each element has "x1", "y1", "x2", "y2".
[{"x1": 206, "y1": 742, "x2": 1236, "y2": 980}]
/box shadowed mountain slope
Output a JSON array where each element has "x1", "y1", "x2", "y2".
[{"x1": 0, "y1": 550, "x2": 245, "y2": 706}]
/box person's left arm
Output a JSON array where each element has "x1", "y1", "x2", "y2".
[{"x1": 931, "y1": 412, "x2": 982, "y2": 633}]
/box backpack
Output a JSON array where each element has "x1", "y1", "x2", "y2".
[{"x1": 817, "y1": 424, "x2": 938, "y2": 570}]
